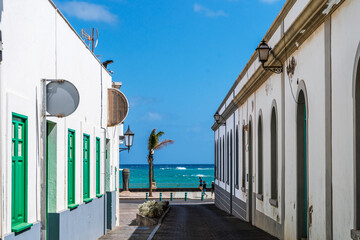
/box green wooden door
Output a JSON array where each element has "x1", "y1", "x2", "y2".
[
  {"x1": 68, "y1": 130, "x2": 75, "y2": 205},
  {"x1": 83, "y1": 135, "x2": 90, "y2": 200},
  {"x1": 96, "y1": 138, "x2": 100, "y2": 195},
  {"x1": 11, "y1": 115, "x2": 27, "y2": 227}
]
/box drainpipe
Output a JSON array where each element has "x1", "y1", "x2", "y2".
[{"x1": 100, "y1": 65, "x2": 107, "y2": 234}]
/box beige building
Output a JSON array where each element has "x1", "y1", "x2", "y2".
[{"x1": 212, "y1": 0, "x2": 360, "y2": 239}]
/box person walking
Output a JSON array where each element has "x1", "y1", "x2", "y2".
[
  {"x1": 203, "y1": 181, "x2": 208, "y2": 197},
  {"x1": 211, "y1": 181, "x2": 215, "y2": 198},
  {"x1": 199, "y1": 177, "x2": 203, "y2": 192}
]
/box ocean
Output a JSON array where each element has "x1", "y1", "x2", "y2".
[{"x1": 119, "y1": 164, "x2": 214, "y2": 189}]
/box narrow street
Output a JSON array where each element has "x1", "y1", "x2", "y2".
[{"x1": 153, "y1": 203, "x2": 278, "y2": 240}]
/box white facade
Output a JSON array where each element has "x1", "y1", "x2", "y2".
[
  {"x1": 0, "y1": 0, "x2": 123, "y2": 239},
  {"x1": 212, "y1": 0, "x2": 360, "y2": 239}
]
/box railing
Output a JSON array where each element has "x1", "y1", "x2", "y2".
[{"x1": 119, "y1": 182, "x2": 207, "y2": 189}]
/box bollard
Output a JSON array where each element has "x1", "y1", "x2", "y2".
[
  {"x1": 170, "y1": 192, "x2": 173, "y2": 201},
  {"x1": 201, "y1": 193, "x2": 204, "y2": 201},
  {"x1": 122, "y1": 169, "x2": 130, "y2": 191},
  {"x1": 160, "y1": 192, "x2": 163, "y2": 201},
  {"x1": 146, "y1": 192, "x2": 148, "y2": 201},
  {"x1": 185, "y1": 192, "x2": 188, "y2": 201}
]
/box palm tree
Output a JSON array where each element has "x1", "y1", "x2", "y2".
[{"x1": 148, "y1": 129, "x2": 174, "y2": 197}]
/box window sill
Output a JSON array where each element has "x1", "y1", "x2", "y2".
[
  {"x1": 269, "y1": 198, "x2": 278, "y2": 207},
  {"x1": 351, "y1": 229, "x2": 360, "y2": 240},
  {"x1": 235, "y1": 185, "x2": 239, "y2": 190},
  {"x1": 84, "y1": 198, "x2": 93, "y2": 203},
  {"x1": 12, "y1": 222, "x2": 33, "y2": 233},
  {"x1": 241, "y1": 187, "x2": 246, "y2": 192},
  {"x1": 96, "y1": 194, "x2": 103, "y2": 198},
  {"x1": 68, "y1": 203, "x2": 79, "y2": 210},
  {"x1": 256, "y1": 193, "x2": 263, "y2": 201}
]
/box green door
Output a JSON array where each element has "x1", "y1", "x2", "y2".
[
  {"x1": 11, "y1": 114, "x2": 27, "y2": 227},
  {"x1": 83, "y1": 134, "x2": 90, "y2": 200},
  {"x1": 68, "y1": 130, "x2": 75, "y2": 205},
  {"x1": 96, "y1": 138, "x2": 100, "y2": 195}
]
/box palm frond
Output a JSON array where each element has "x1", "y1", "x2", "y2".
[
  {"x1": 156, "y1": 131, "x2": 165, "y2": 138},
  {"x1": 154, "y1": 139, "x2": 174, "y2": 150},
  {"x1": 148, "y1": 129, "x2": 158, "y2": 151}
]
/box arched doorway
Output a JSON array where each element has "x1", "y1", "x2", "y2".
[
  {"x1": 355, "y1": 55, "x2": 360, "y2": 229},
  {"x1": 297, "y1": 90, "x2": 307, "y2": 239}
]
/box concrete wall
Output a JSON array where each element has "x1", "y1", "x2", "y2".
[{"x1": 48, "y1": 197, "x2": 105, "y2": 240}]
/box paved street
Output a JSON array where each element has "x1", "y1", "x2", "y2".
[
  {"x1": 99, "y1": 200, "x2": 155, "y2": 240},
  {"x1": 153, "y1": 203, "x2": 278, "y2": 240}
]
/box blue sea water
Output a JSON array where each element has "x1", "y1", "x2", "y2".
[{"x1": 119, "y1": 164, "x2": 214, "y2": 188}]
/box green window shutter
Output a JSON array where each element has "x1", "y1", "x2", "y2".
[
  {"x1": 11, "y1": 113, "x2": 28, "y2": 228},
  {"x1": 68, "y1": 130, "x2": 75, "y2": 206},
  {"x1": 96, "y1": 138, "x2": 100, "y2": 195},
  {"x1": 83, "y1": 134, "x2": 90, "y2": 200},
  {"x1": 115, "y1": 167, "x2": 117, "y2": 191}
]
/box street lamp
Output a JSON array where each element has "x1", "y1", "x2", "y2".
[
  {"x1": 120, "y1": 126, "x2": 135, "y2": 152},
  {"x1": 256, "y1": 40, "x2": 283, "y2": 74},
  {"x1": 214, "y1": 112, "x2": 226, "y2": 125}
]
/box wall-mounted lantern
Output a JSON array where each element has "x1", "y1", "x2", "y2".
[
  {"x1": 256, "y1": 40, "x2": 283, "y2": 74},
  {"x1": 120, "y1": 126, "x2": 135, "y2": 152},
  {"x1": 214, "y1": 112, "x2": 226, "y2": 125}
]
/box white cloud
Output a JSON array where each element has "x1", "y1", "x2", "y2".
[
  {"x1": 193, "y1": 3, "x2": 228, "y2": 18},
  {"x1": 59, "y1": 1, "x2": 117, "y2": 23},
  {"x1": 145, "y1": 112, "x2": 163, "y2": 121}
]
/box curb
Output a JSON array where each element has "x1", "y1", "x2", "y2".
[{"x1": 147, "y1": 207, "x2": 171, "y2": 240}]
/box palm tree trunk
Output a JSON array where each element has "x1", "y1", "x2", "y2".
[
  {"x1": 149, "y1": 161, "x2": 153, "y2": 197},
  {"x1": 148, "y1": 154, "x2": 153, "y2": 197}
]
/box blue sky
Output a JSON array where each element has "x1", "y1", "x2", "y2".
[{"x1": 53, "y1": 0, "x2": 285, "y2": 164}]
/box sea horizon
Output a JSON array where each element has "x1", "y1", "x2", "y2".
[{"x1": 119, "y1": 163, "x2": 214, "y2": 189}]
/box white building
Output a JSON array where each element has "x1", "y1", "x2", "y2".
[
  {"x1": 0, "y1": 0, "x2": 124, "y2": 239},
  {"x1": 212, "y1": 0, "x2": 360, "y2": 239}
]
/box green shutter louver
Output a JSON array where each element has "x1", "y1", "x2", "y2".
[
  {"x1": 96, "y1": 138, "x2": 101, "y2": 196},
  {"x1": 68, "y1": 130, "x2": 76, "y2": 207},
  {"x1": 11, "y1": 113, "x2": 28, "y2": 230},
  {"x1": 83, "y1": 134, "x2": 91, "y2": 202}
]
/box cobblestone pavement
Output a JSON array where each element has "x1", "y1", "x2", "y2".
[
  {"x1": 98, "y1": 200, "x2": 155, "y2": 240},
  {"x1": 153, "y1": 203, "x2": 279, "y2": 240}
]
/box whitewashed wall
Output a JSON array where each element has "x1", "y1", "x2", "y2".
[
  {"x1": 331, "y1": 0, "x2": 360, "y2": 238},
  {"x1": 0, "y1": 0, "x2": 120, "y2": 237}
]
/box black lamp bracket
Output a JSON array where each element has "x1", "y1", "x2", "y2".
[{"x1": 262, "y1": 50, "x2": 283, "y2": 74}]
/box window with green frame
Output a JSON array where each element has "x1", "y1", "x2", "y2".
[
  {"x1": 11, "y1": 113, "x2": 32, "y2": 232},
  {"x1": 68, "y1": 130, "x2": 77, "y2": 209},
  {"x1": 96, "y1": 137, "x2": 101, "y2": 197},
  {"x1": 83, "y1": 134, "x2": 91, "y2": 202}
]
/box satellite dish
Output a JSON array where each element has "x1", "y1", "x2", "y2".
[{"x1": 46, "y1": 80, "x2": 80, "y2": 117}]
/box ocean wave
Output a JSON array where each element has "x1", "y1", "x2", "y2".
[
  {"x1": 197, "y1": 168, "x2": 212, "y2": 170},
  {"x1": 119, "y1": 169, "x2": 123, "y2": 171},
  {"x1": 160, "y1": 168, "x2": 171, "y2": 170},
  {"x1": 176, "y1": 167, "x2": 186, "y2": 170},
  {"x1": 192, "y1": 174, "x2": 211, "y2": 177}
]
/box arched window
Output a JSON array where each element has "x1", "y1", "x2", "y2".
[
  {"x1": 223, "y1": 137, "x2": 225, "y2": 182},
  {"x1": 230, "y1": 130, "x2": 233, "y2": 185},
  {"x1": 258, "y1": 114, "x2": 263, "y2": 198},
  {"x1": 214, "y1": 140, "x2": 217, "y2": 179},
  {"x1": 227, "y1": 132, "x2": 230, "y2": 183},
  {"x1": 242, "y1": 126, "x2": 246, "y2": 189},
  {"x1": 235, "y1": 126, "x2": 239, "y2": 187},
  {"x1": 218, "y1": 139, "x2": 220, "y2": 180},
  {"x1": 270, "y1": 107, "x2": 278, "y2": 203}
]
